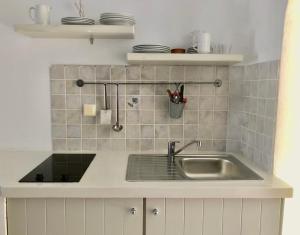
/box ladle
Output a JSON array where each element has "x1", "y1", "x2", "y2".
[{"x1": 112, "y1": 83, "x2": 123, "y2": 132}]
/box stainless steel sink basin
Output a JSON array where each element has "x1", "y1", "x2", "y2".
[
  {"x1": 175, "y1": 156, "x2": 262, "y2": 180},
  {"x1": 126, "y1": 154, "x2": 262, "y2": 181}
]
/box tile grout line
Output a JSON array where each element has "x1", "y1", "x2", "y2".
[
  {"x1": 153, "y1": 66, "x2": 157, "y2": 151},
  {"x1": 64, "y1": 65, "x2": 68, "y2": 152},
  {"x1": 79, "y1": 66, "x2": 83, "y2": 153}
]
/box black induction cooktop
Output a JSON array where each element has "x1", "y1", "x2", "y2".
[{"x1": 19, "y1": 153, "x2": 95, "y2": 183}]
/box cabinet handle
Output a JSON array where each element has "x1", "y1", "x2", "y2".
[
  {"x1": 129, "y1": 207, "x2": 137, "y2": 215},
  {"x1": 152, "y1": 208, "x2": 159, "y2": 215}
]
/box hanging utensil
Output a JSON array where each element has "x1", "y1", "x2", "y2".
[
  {"x1": 172, "y1": 83, "x2": 181, "y2": 104},
  {"x1": 179, "y1": 84, "x2": 184, "y2": 102},
  {"x1": 112, "y1": 83, "x2": 123, "y2": 132},
  {"x1": 100, "y1": 84, "x2": 112, "y2": 125}
]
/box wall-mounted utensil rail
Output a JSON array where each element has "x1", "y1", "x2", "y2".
[{"x1": 76, "y1": 79, "x2": 222, "y2": 87}]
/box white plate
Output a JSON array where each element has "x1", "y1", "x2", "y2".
[
  {"x1": 100, "y1": 18, "x2": 135, "y2": 23},
  {"x1": 62, "y1": 17, "x2": 91, "y2": 21},
  {"x1": 100, "y1": 20, "x2": 135, "y2": 25},
  {"x1": 101, "y1": 13, "x2": 134, "y2": 17},
  {"x1": 133, "y1": 48, "x2": 170, "y2": 51},
  {"x1": 100, "y1": 17, "x2": 135, "y2": 22},
  {"x1": 133, "y1": 48, "x2": 171, "y2": 51},
  {"x1": 62, "y1": 20, "x2": 94, "y2": 23},
  {"x1": 62, "y1": 18, "x2": 95, "y2": 24},
  {"x1": 62, "y1": 19, "x2": 95, "y2": 24},
  {"x1": 100, "y1": 14, "x2": 134, "y2": 18},
  {"x1": 134, "y1": 44, "x2": 170, "y2": 47},
  {"x1": 62, "y1": 22, "x2": 95, "y2": 25},
  {"x1": 133, "y1": 46, "x2": 170, "y2": 50},
  {"x1": 100, "y1": 21, "x2": 135, "y2": 25},
  {"x1": 133, "y1": 51, "x2": 170, "y2": 53}
]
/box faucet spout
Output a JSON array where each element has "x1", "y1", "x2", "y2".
[{"x1": 168, "y1": 140, "x2": 201, "y2": 162}]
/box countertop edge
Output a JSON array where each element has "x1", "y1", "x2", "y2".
[{"x1": 1, "y1": 187, "x2": 293, "y2": 199}]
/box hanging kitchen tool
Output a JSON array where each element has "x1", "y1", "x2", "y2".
[
  {"x1": 179, "y1": 84, "x2": 184, "y2": 102},
  {"x1": 112, "y1": 83, "x2": 123, "y2": 132},
  {"x1": 100, "y1": 84, "x2": 112, "y2": 125},
  {"x1": 168, "y1": 84, "x2": 187, "y2": 119}
]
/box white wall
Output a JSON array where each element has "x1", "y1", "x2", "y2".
[
  {"x1": 274, "y1": 1, "x2": 300, "y2": 234},
  {"x1": 0, "y1": 0, "x2": 250, "y2": 52},
  {"x1": 248, "y1": 0, "x2": 287, "y2": 62},
  {"x1": 0, "y1": 0, "x2": 286, "y2": 150}
]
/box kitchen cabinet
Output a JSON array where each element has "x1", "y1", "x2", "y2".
[
  {"x1": 7, "y1": 198, "x2": 143, "y2": 235},
  {"x1": 145, "y1": 198, "x2": 283, "y2": 235},
  {"x1": 6, "y1": 197, "x2": 283, "y2": 235}
]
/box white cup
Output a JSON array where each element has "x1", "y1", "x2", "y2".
[
  {"x1": 29, "y1": 4, "x2": 51, "y2": 25},
  {"x1": 192, "y1": 31, "x2": 211, "y2": 54}
]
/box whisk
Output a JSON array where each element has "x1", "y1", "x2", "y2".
[{"x1": 74, "y1": 0, "x2": 85, "y2": 17}]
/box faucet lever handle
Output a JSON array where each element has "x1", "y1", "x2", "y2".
[
  {"x1": 168, "y1": 140, "x2": 179, "y2": 156},
  {"x1": 168, "y1": 140, "x2": 180, "y2": 144},
  {"x1": 168, "y1": 140, "x2": 180, "y2": 150}
]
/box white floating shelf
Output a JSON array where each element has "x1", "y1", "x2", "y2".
[
  {"x1": 14, "y1": 24, "x2": 135, "y2": 39},
  {"x1": 127, "y1": 53, "x2": 243, "y2": 65}
]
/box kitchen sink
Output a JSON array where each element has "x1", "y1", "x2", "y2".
[
  {"x1": 175, "y1": 156, "x2": 262, "y2": 180},
  {"x1": 126, "y1": 154, "x2": 262, "y2": 181}
]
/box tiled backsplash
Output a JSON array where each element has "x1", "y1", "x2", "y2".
[
  {"x1": 226, "y1": 61, "x2": 280, "y2": 172},
  {"x1": 50, "y1": 65, "x2": 229, "y2": 152}
]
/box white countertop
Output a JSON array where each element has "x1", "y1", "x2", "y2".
[{"x1": 0, "y1": 150, "x2": 292, "y2": 198}]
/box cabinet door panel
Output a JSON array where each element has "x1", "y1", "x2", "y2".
[
  {"x1": 0, "y1": 197, "x2": 6, "y2": 235},
  {"x1": 46, "y1": 199, "x2": 65, "y2": 235},
  {"x1": 146, "y1": 198, "x2": 165, "y2": 235},
  {"x1": 85, "y1": 199, "x2": 104, "y2": 235},
  {"x1": 104, "y1": 199, "x2": 124, "y2": 235},
  {"x1": 184, "y1": 199, "x2": 204, "y2": 235},
  {"x1": 123, "y1": 198, "x2": 143, "y2": 235},
  {"x1": 165, "y1": 199, "x2": 184, "y2": 235},
  {"x1": 65, "y1": 199, "x2": 85, "y2": 235},
  {"x1": 203, "y1": 199, "x2": 223, "y2": 235},
  {"x1": 6, "y1": 199, "x2": 26, "y2": 235},
  {"x1": 241, "y1": 199, "x2": 261, "y2": 235},
  {"x1": 260, "y1": 199, "x2": 282, "y2": 235},
  {"x1": 223, "y1": 199, "x2": 242, "y2": 235},
  {"x1": 105, "y1": 198, "x2": 143, "y2": 235},
  {"x1": 27, "y1": 199, "x2": 46, "y2": 235}
]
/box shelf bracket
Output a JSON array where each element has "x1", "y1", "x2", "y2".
[{"x1": 89, "y1": 36, "x2": 94, "y2": 45}]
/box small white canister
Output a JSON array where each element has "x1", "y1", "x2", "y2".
[{"x1": 192, "y1": 31, "x2": 211, "y2": 54}]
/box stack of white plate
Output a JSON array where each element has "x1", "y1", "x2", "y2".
[
  {"x1": 61, "y1": 17, "x2": 95, "y2": 25},
  {"x1": 99, "y1": 13, "x2": 135, "y2": 25},
  {"x1": 186, "y1": 47, "x2": 198, "y2": 54},
  {"x1": 133, "y1": 44, "x2": 171, "y2": 53}
]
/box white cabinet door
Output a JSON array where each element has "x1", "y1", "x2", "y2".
[
  {"x1": 145, "y1": 198, "x2": 166, "y2": 235},
  {"x1": 7, "y1": 198, "x2": 143, "y2": 235},
  {"x1": 104, "y1": 198, "x2": 143, "y2": 235},
  {"x1": 145, "y1": 198, "x2": 283, "y2": 235}
]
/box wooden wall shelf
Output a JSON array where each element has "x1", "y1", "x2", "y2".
[
  {"x1": 127, "y1": 53, "x2": 243, "y2": 65},
  {"x1": 14, "y1": 24, "x2": 135, "y2": 40}
]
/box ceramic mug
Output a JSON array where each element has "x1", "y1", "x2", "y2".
[
  {"x1": 29, "y1": 4, "x2": 51, "y2": 25},
  {"x1": 192, "y1": 31, "x2": 211, "y2": 54}
]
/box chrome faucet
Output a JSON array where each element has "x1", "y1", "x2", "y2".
[{"x1": 168, "y1": 140, "x2": 201, "y2": 162}]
